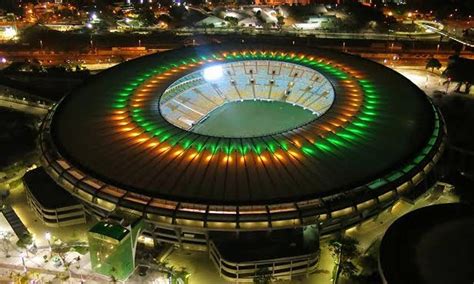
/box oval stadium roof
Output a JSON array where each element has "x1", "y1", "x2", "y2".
[{"x1": 45, "y1": 44, "x2": 442, "y2": 207}]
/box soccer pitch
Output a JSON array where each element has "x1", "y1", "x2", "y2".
[{"x1": 191, "y1": 100, "x2": 317, "y2": 138}]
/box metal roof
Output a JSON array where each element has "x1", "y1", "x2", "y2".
[{"x1": 48, "y1": 44, "x2": 437, "y2": 206}]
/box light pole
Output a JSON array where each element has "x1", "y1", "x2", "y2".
[
  {"x1": 45, "y1": 232, "x2": 52, "y2": 257},
  {"x1": 20, "y1": 252, "x2": 27, "y2": 272}
]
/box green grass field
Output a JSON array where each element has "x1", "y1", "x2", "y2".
[{"x1": 191, "y1": 100, "x2": 316, "y2": 137}]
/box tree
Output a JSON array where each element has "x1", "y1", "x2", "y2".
[
  {"x1": 442, "y1": 55, "x2": 474, "y2": 94},
  {"x1": 425, "y1": 57, "x2": 442, "y2": 73},
  {"x1": 16, "y1": 233, "x2": 33, "y2": 249},
  {"x1": 253, "y1": 267, "x2": 273, "y2": 284},
  {"x1": 340, "y1": 260, "x2": 358, "y2": 278},
  {"x1": 139, "y1": 8, "x2": 158, "y2": 27},
  {"x1": 328, "y1": 236, "x2": 360, "y2": 282},
  {"x1": 169, "y1": 5, "x2": 188, "y2": 21},
  {"x1": 255, "y1": 10, "x2": 263, "y2": 22},
  {"x1": 277, "y1": 16, "x2": 285, "y2": 27},
  {"x1": 328, "y1": 237, "x2": 359, "y2": 260},
  {"x1": 224, "y1": 16, "x2": 239, "y2": 26}
]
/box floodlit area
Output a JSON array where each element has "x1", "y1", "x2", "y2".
[
  {"x1": 160, "y1": 60, "x2": 334, "y2": 132},
  {"x1": 393, "y1": 66, "x2": 474, "y2": 97}
]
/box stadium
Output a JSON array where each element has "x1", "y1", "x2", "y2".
[{"x1": 39, "y1": 44, "x2": 445, "y2": 280}]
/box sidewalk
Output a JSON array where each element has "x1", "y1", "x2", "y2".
[{"x1": 0, "y1": 262, "x2": 108, "y2": 282}]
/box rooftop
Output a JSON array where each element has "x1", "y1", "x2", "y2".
[
  {"x1": 89, "y1": 222, "x2": 130, "y2": 241},
  {"x1": 23, "y1": 167, "x2": 80, "y2": 209}
]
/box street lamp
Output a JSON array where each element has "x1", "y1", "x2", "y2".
[
  {"x1": 20, "y1": 252, "x2": 27, "y2": 272},
  {"x1": 45, "y1": 232, "x2": 51, "y2": 251}
]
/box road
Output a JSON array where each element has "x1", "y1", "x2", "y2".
[
  {"x1": 417, "y1": 21, "x2": 474, "y2": 48},
  {"x1": 0, "y1": 45, "x2": 472, "y2": 70},
  {"x1": 0, "y1": 85, "x2": 52, "y2": 116},
  {"x1": 172, "y1": 26, "x2": 442, "y2": 41}
]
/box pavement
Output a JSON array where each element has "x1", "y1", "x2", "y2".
[
  {"x1": 392, "y1": 65, "x2": 474, "y2": 97},
  {"x1": 0, "y1": 245, "x2": 107, "y2": 283},
  {"x1": 166, "y1": 248, "x2": 223, "y2": 284}
]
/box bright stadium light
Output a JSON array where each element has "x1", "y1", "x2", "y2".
[{"x1": 203, "y1": 65, "x2": 223, "y2": 81}]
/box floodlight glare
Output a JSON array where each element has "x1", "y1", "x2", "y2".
[{"x1": 203, "y1": 65, "x2": 223, "y2": 81}]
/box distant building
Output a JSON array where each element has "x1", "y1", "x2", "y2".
[
  {"x1": 0, "y1": 25, "x2": 17, "y2": 41},
  {"x1": 23, "y1": 167, "x2": 86, "y2": 227},
  {"x1": 293, "y1": 15, "x2": 337, "y2": 30},
  {"x1": 195, "y1": 16, "x2": 229, "y2": 28},
  {"x1": 254, "y1": 0, "x2": 310, "y2": 5}
]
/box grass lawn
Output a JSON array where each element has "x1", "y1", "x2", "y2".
[{"x1": 191, "y1": 100, "x2": 316, "y2": 137}]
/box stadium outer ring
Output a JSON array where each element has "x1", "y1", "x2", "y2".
[{"x1": 39, "y1": 45, "x2": 446, "y2": 232}]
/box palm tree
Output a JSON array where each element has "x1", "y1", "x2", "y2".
[
  {"x1": 425, "y1": 57, "x2": 442, "y2": 73},
  {"x1": 442, "y1": 55, "x2": 474, "y2": 94},
  {"x1": 328, "y1": 236, "x2": 360, "y2": 283},
  {"x1": 253, "y1": 267, "x2": 274, "y2": 284},
  {"x1": 16, "y1": 233, "x2": 33, "y2": 249}
]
